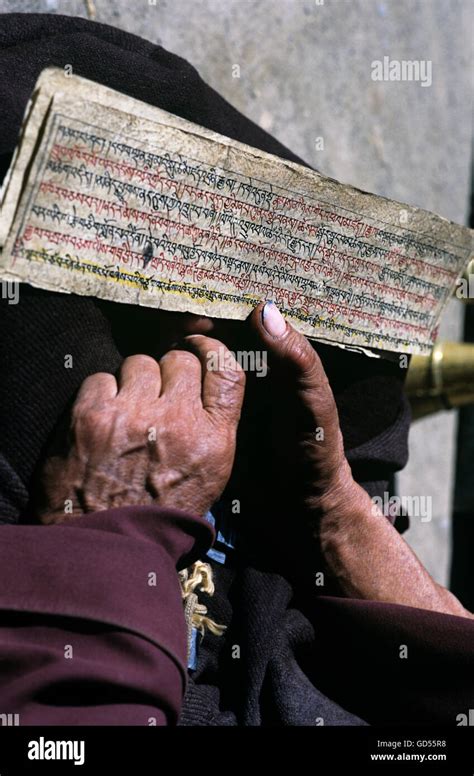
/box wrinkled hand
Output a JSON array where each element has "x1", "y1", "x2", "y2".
[
  {"x1": 249, "y1": 303, "x2": 474, "y2": 617},
  {"x1": 38, "y1": 337, "x2": 245, "y2": 524}
]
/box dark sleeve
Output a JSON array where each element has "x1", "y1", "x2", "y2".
[
  {"x1": 311, "y1": 596, "x2": 474, "y2": 725},
  {"x1": 0, "y1": 505, "x2": 214, "y2": 725}
]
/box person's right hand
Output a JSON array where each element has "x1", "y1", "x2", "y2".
[
  {"x1": 38, "y1": 336, "x2": 245, "y2": 524},
  {"x1": 249, "y1": 302, "x2": 473, "y2": 617}
]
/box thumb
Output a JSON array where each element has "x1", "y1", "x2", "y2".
[
  {"x1": 182, "y1": 334, "x2": 246, "y2": 424},
  {"x1": 249, "y1": 301, "x2": 340, "y2": 437}
]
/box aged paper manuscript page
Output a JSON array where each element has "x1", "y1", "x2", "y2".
[{"x1": 0, "y1": 68, "x2": 472, "y2": 356}]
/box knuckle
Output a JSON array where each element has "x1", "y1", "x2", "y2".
[
  {"x1": 187, "y1": 334, "x2": 222, "y2": 352},
  {"x1": 77, "y1": 371, "x2": 109, "y2": 398},
  {"x1": 301, "y1": 359, "x2": 325, "y2": 390},
  {"x1": 220, "y1": 361, "x2": 246, "y2": 386},
  {"x1": 88, "y1": 371, "x2": 113, "y2": 384},
  {"x1": 284, "y1": 337, "x2": 328, "y2": 391},
  {"x1": 286, "y1": 334, "x2": 317, "y2": 372},
  {"x1": 124, "y1": 354, "x2": 158, "y2": 371},
  {"x1": 161, "y1": 350, "x2": 200, "y2": 370}
]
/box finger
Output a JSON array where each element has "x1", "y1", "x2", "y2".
[
  {"x1": 249, "y1": 301, "x2": 338, "y2": 431},
  {"x1": 183, "y1": 335, "x2": 246, "y2": 423},
  {"x1": 75, "y1": 372, "x2": 118, "y2": 407},
  {"x1": 117, "y1": 354, "x2": 161, "y2": 398},
  {"x1": 159, "y1": 349, "x2": 203, "y2": 399}
]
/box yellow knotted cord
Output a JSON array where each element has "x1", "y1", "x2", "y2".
[{"x1": 179, "y1": 561, "x2": 226, "y2": 661}]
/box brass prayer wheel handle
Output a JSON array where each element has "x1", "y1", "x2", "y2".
[{"x1": 406, "y1": 341, "x2": 474, "y2": 419}]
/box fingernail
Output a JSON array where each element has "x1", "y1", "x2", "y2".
[{"x1": 262, "y1": 301, "x2": 286, "y2": 337}]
